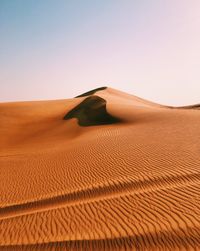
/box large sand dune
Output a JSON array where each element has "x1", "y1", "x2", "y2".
[{"x1": 1, "y1": 87, "x2": 200, "y2": 250}]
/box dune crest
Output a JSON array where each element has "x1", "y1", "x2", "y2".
[
  {"x1": 75, "y1": 86, "x2": 107, "y2": 98},
  {"x1": 1, "y1": 87, "x2": 200, "y2": 250}
]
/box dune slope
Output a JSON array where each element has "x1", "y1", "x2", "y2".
[{"x1": 0, "y1": 87, "x2": 200, "y2": 250}]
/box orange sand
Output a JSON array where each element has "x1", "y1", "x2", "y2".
[{"x1": 1, "y1": 87, "x2": 200, "y2": 250}]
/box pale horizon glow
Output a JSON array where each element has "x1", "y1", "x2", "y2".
[{"x1": 1, "y1": 0, "x2": 200, "y2": 105}]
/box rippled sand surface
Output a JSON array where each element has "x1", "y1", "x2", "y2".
[{"x1": 1, "y1": 87, "x2": 200, "y2": 250}]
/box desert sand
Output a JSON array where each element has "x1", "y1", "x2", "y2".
[{"x1": 1, "y1": 87, "x2": 200, "y2": 250}]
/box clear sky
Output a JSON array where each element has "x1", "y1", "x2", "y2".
[{"x1": 1, "y1": 0, "x2": 200, "y2": 105}]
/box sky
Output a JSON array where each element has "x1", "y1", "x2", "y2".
[{"x1": 1, "y1": 0, "x2": 200, "y2": 105}]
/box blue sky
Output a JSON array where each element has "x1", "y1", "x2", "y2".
[{"x1": 1, "y1": 0, "x2": 200, "y2": 105}]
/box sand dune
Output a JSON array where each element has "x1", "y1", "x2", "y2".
[{"x1": 1, "y1": 87, "x2": 200, "y2": 250}]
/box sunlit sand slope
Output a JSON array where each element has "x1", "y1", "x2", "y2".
[{"x1": 1, "y1": 87, "x2": 200, "y2": 250}]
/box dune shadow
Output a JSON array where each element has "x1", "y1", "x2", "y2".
[{"x1": 64, "y1": 95, "x2": 120, "y2": 127}]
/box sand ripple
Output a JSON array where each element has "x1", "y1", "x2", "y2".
[{"x1": 1, "y1": 87, "x2": 200, "y2": 250}]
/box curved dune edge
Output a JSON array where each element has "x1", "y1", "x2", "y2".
[
  {"x1": 64, "y1": 95, "x2": 121, "y2": 126},
  {"x1": 1, "y1": 87, "x2": 200, "y2": 250}
]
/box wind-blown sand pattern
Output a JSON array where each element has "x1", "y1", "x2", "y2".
[{"x1": 1, "y1": 87, "x2": 200, "y2": 250}]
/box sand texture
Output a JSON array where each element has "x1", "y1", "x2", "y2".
[{"x1": 1, "y1": 87, "x2": 200, "y2": 250}]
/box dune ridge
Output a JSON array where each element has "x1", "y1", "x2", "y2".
[
  {"x1": 75, "y1": 86, "x2": 107, "y2": 98},
  {"x1": 1, "y1": 87, "x2": 200, "y2": 250}
]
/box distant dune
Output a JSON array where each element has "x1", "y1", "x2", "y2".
[{"x1": 1, "y1": 87, "x2": 200, "y2": 250}]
